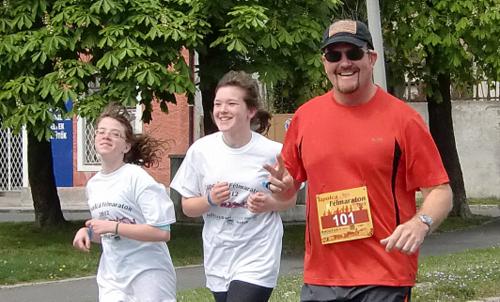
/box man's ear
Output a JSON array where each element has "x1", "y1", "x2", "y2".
[{"x1": 368, "y1": 50, "x2": 378, "y2": 66}]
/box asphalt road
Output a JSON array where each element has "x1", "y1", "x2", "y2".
[{"x1": 0, "y1": 257, "x2": 304, "y2": 302}]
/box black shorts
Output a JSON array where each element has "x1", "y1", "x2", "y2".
[
  {"x1": 300, "y1": 284, "x2": 412, "y2": 302},
  {"x1": 212, "y1": 280, "x2": 274, "y2": 302}
]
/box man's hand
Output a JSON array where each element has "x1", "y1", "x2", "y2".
[
  {"x1": 379, "y1": 217, "x2": 429, "y2": 254},
  {"x1": 263, "y1": 155, "x2": 296, "y2": 196}
]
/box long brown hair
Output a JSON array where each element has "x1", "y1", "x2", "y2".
[
  {"x1": 95, "y1": 103, "x2": 165, "y2": 167},
  {"x1": 215, "y1": 70, "x2": 271, "y2": 134}
]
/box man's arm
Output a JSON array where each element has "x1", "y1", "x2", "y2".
[
  {"x1": 418, "y1": 183, "x2": 454, "y2": 233},
  {"x1": 380, "y1": 183, "x2": 452, "y2": 254}
]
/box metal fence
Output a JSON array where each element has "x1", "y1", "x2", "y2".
[
  {"x1": 0, "y1": 128, "x2": 24, "y2": 191},
  {"x1": 401, "y1": 81, "x2": 500, "y2": 102}
]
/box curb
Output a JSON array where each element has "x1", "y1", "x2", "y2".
[
  {"x1": 0, "y1": 264, "x2": 206, "y2": 290},
  {"x1": 0, "y1": 208, "x2": 90, "y2": 213},
  {"x1": 0, "y1": 276, "x2": 95, "y2": 290},
  {"x1": 469, "y1": 204, "x2": 500, "y2": 217}
]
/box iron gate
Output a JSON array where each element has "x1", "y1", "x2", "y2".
[{"x1": 0, "y1": 128, "x2": 24, "y2": 191}]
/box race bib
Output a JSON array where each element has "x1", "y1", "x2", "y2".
[{"x1": 316, "y1": 186, "x2": 374, "y2": 244}]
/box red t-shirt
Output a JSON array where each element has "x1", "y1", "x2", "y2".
[{"x1": 282, "y1": 88, "x2": 449, "y2": 286}]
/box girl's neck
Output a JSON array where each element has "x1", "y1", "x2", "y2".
[
  {"x1": 100, "y1": 158, "x2": 126, "y2": 174},
  {"x1": 222, "y1": 130, "x2": 252, "y2": 148}
]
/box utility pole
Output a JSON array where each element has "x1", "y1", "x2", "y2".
[{"x1": 366, "y1": 0, "x2": 387, "y2": 90}]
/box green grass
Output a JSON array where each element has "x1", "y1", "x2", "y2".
[
  {"x1": 414, "y1": 247, "x2": 500, "y2": 301},
  {"x1": 0, "y1": 222, "x2": 204, "y2": 285},
  {"x1": 177, "y1": 215, "x2": 499, "y2": 301},
  {"x1": 177, "y1": 274, "x2": 305, "y2": 302},
  {"x1": 0, "y1": 215, "x2": 498, "y2": 302},
  {"x1": 284, "y1": 245, "x2": 500, "y2": 302},
  {"x1": 0, "y1": 221, "x2": 100, "y2": 285},
  {"x1": 0, "y1": 221, "x2": 305, "y2": 285},
  {"x1": 436, "y1": 214, "x2": 495, "y2": 232},
  {"x1": 467, "y1": 197, "x2": 500, "y2": 205},
  {"x1": 169, "y1": 224, "x2": 203, "y2": 266},
  {"x1": 178, "y1": 247, "x2": 500, "y2": 302}
]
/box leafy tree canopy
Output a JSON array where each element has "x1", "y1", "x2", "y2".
[
  {"x1": 382, "y1": 0, "x2": 500, "y2": 99},
  {"x1": 193, "y1": 0, "x2": 341, "y2": 113},
  {"x1": 0, "y1": 0, "x2": 210, "y2": 141}
]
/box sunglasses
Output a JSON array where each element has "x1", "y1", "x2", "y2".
[{"x1": 324, "y1": 48, "x2": 368, "y2": 63}]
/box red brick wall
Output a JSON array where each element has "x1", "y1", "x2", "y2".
[
  {"x1": 72, "y1": 98, "x2": 191, "y2": 187},
  {"x1": 73, "y1": 49, "x2": 192, "y2": 187},
  {"x1": 143, "y1": 98, "x2": 190, "y2": 185},
  {"x1": 73, "y1": 49, "x2": 190, "y2": 187}
]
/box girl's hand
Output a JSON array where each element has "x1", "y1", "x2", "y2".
[
  {"x1": 85, "y1": 219, "x2": 117, "y2": 237},
  {"x1": 72, "y1": 227, "x2": 92, "y2": 252},
  {"x1": 209, "y1": 182, "x2": 231, "y2": 205},
  {"x1": 247, "y1": 192, "x2": 274, "y2": 213}
]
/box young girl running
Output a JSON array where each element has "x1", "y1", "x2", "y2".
[
  {"x1": 171, "y1": 70, "x2": 297, "y2": 302},
  {"x1": 73, "y1": 104, "x2": 176, "y2": 302}
]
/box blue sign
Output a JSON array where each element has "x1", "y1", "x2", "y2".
[{"x1": 50, "y1": 101, "x2": 73, "y2": 187}]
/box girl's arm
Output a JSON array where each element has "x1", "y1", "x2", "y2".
[
  {"x1": 182, "y1": 182, "x2": 230, "y2": 217},
  {"x1": 85, "y1": 219, "x2": 170, "y2": 242}
]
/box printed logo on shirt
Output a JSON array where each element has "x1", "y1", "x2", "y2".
[
  {"x1": 90, "y1": 201, "x2": 133, "y2": 212},
  {"x1": 206, "y1": 212, "x2": 256, "y2": 225},
  {"x1": 205, "y1": 182, "x2": 259, "y2": 208}
]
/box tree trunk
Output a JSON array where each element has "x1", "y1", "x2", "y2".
[
  {"x1": 199, "y1": 76, "x2": 217, "y2": 135},
  {"x1": 197, "y1": 35, "x2": 234, "y2": 135},
  {"x1": 427, "y1": 73, "x2": 471, "y2": 218},
  {"x1": 28, "y1": 133, "x2": 66, "y2": 227},
  {"x1": 198, "y1": 50, "x2": 220, "y2": 135}
]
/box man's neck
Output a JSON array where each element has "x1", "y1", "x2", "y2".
[{"x1": 333, "y1": 84, "x2": 378, "y2": 106}]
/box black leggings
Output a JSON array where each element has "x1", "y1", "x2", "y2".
[{"x1": 212, "y1": 280, "x2": 274, "y2": 302}]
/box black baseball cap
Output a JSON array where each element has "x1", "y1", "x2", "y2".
[{"x1": 320, "y1": 19, "x2": 374, "y2": 50}]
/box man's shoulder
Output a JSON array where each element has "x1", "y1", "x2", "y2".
[
  {"x1": 377, "y1": 89, "x2": 421, "y2": 116},
  {"x1": 295, "y1": 91, "x2": 331, "y2": 114}
]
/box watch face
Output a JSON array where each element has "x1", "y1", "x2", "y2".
[{"x1": 420, "y1": 214, "x2": 433, "y2": 226}]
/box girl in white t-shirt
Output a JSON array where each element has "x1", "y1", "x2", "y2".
[
  {"x1": 72, "y1": 104, "x2": 176, "y2": 302},
  {"x1": 171, "y1": 70, "x2": 297, "y2": 302}
]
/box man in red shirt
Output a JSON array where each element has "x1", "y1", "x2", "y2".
[{"x1": 266, "y1": 19, "x2": 452, "y2": 302}]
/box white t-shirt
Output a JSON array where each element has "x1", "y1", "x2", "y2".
[
  {"x1": 170, "y1": 132, "x2": 283, "y2": 291},
  {"x1": 86, "y1": 164, "x2": 176, "y2": 299}
]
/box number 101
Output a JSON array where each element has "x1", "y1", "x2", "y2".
[{"x1": 332, "y1": 212, "x2": 355, "y2": 226}]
